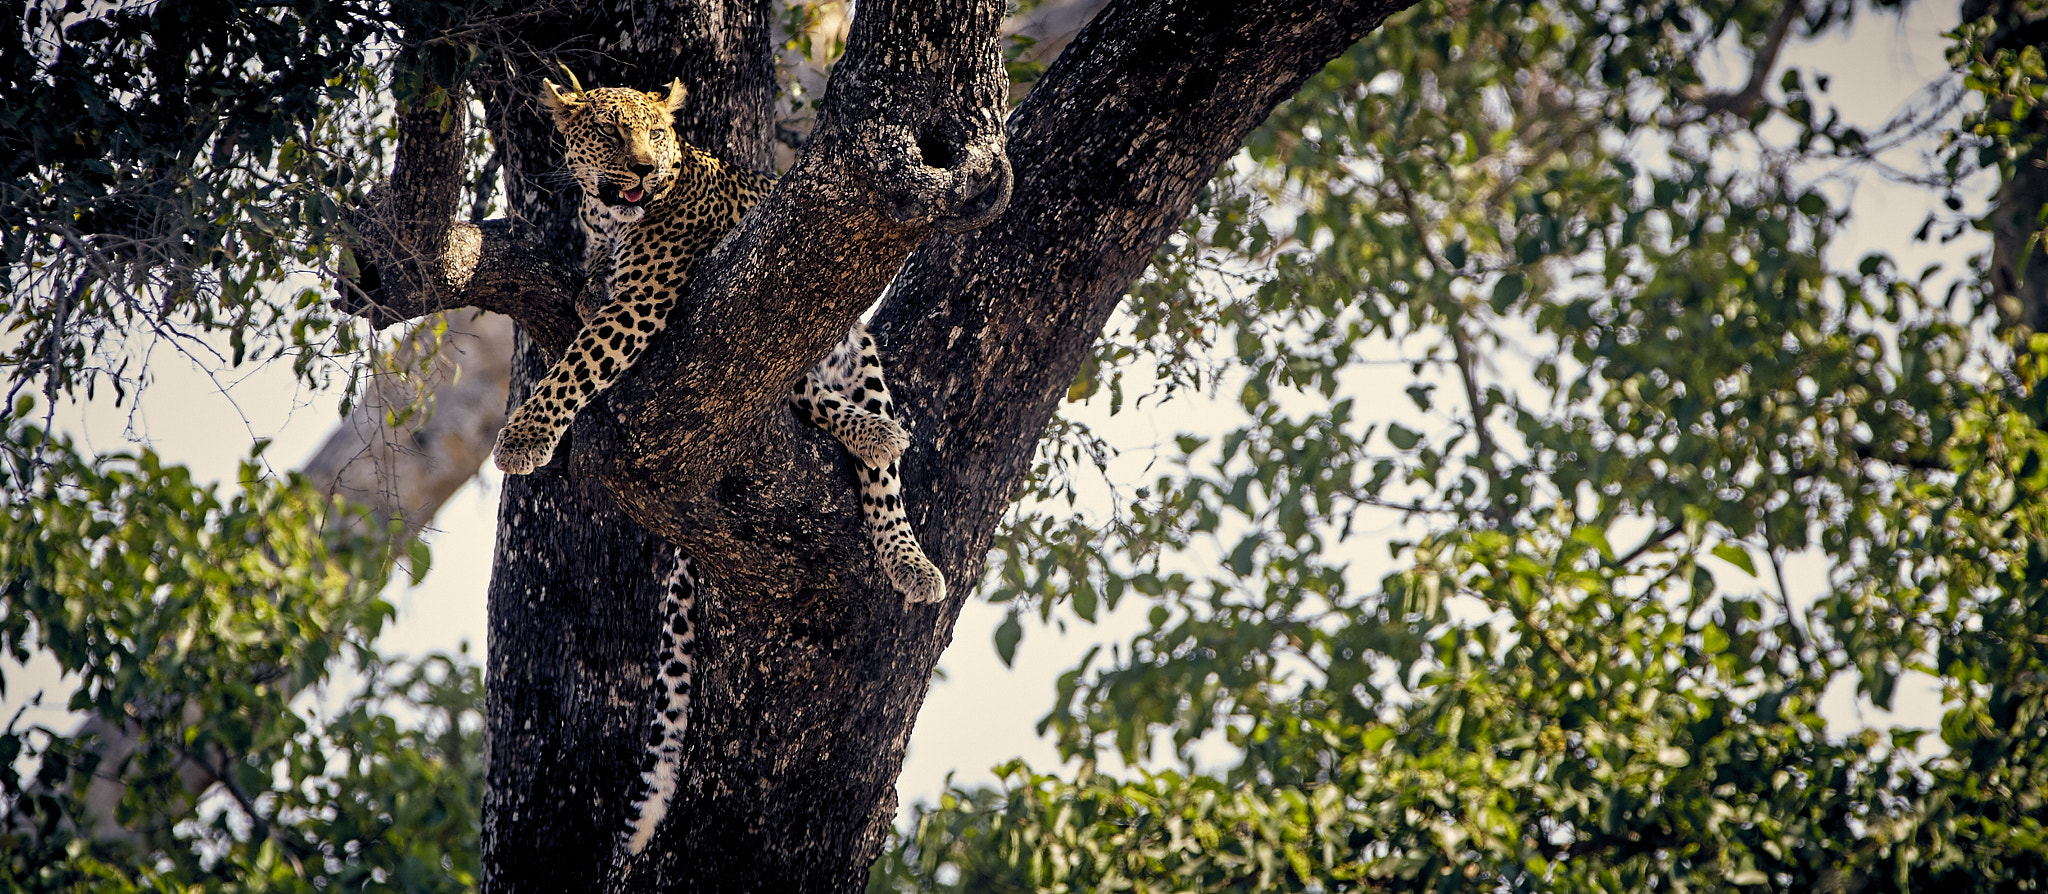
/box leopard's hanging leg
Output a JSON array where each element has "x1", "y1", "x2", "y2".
[{"x1": 791, "y1": 325, "x2": 947, "y2": 605}]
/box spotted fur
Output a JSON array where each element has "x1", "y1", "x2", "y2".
[
  {"x1": 621, "y1": 551, "x2": 698, "y2": 856},
  {"x1": 791, "y1": 333, "x2": 946, "y2": 605},
  {"x1": 492, "y1": 78, "x2": 948, "y2": 860},
  {"x1": 491, "y1": 78, "x2": 761, "y2": 475}
]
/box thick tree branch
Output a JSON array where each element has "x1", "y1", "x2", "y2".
[
  {"x1": 334, "y1": 23, "x2": 587, "y2": 356},
  {"x1": 585, "y1": 0, "x2": 1011, "y2": 508},
  {"x1": 346, "y1": 0, "x2": 790, "y2": 354},
  {"x1": 1680, "y1": 0, "x2": 1803, "y2": 119},
  {"x1": 336, "y1": 73, "x2": 473, "y2": 327},
  {"x1": 877, "y1": 0, "x2": 1418, "y2": 578},
  {"x1": 337, "y1": 214, "x2": 585, "y2": 357}
]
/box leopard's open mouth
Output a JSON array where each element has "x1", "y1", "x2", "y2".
[{"x1": 598, "y1": 179, "x2": 651, "y2": 208}]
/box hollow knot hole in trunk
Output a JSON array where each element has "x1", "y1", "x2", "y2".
[{"x1": 917, "y1": 128, "x2": 955, "y2": 169}]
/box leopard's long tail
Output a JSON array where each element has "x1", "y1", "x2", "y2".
[{"x1": 619, "y1": 550, "x2": 699, "y2": 857}]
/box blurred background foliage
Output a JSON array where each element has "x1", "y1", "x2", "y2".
[
  {"x1": 4, "y1": 0, "x2": 497, "y2": 889},
  {"x1": 0, "y1": 417, "x2": 483, "y2": 891},
  {"x1": 7, "y1": 0, "x2": 2048, "y2": 890},
  {"x1": 889, "y1": 0, "x2": 2048, "y2": 891}
]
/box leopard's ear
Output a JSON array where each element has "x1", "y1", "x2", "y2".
[
  {"x1": 651, "y1": 78, "x2": 688, "y2": 116},
  {"x1": 539, "y1": 78, "x2": 585, "y2": 129}
]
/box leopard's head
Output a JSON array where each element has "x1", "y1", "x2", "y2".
[{"x1": 540, "y1": 78, "x2": 689, "y2": 226}]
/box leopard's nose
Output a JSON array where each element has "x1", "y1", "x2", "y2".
[{"x1": 629, "y1": 163, "x2": 654, "y2": 176}]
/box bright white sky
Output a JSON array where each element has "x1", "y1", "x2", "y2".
[{"x1": 6, "y1": 0, "x2": 1975, "y2": 819}]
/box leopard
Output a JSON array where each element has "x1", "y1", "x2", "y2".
[{"x1": 490, "y1": 77, "x2": 947, "y2": 859}]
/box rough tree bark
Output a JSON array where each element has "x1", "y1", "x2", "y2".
[{"x1": 339, "y1": 0, "x2": 1415, "y2": 890}]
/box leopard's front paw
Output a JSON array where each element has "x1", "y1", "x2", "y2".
[
  {"x1": 493, "y1": 419, "x2": 559, "y2": 475},
  {"x1": 846, "y1": 416, "x2": 912, "y2": 469}
]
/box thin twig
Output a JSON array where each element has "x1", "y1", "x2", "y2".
[
  {"x1": 1680, "y1": 0, "x2": 1804, "y2": 120},
  {"x1": 1447, "y1": 323, "x2": 1503, "y2": 517},
  {"x1": 1387, "y1": 174, "x2": 1510, "y2": 525},
  {"x1": 1613, "y1": 521, "x2": 1682, "y2": 568},
  {"x1": 41, "y1": 264, "x2": 92, "y2": 435},
  {"x1": 1767, "y1": 546, "x2": 1809, "y2": 654},
  {"x1": 183, "y1": 742, "x2": 273, "y2": 846},
  {"x1": 1343, "y1": 491, "x2": 1464, "y2": 515},
  {"x1": 1492, "y1": 585, "x2": 1586, "y2": 676}
]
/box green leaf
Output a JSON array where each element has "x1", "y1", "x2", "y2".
[
  {"x1": 1710, "y1": 542, "x2": 1756, "y2": 577},
  {"x1": 1386, "y1": 423, "x2": 1421, "y2": 450},
  {"x1": 1228, "y1": 535, "x2": 1260, "y2": 577},
  {"x1": 1490, "y1": 273, "x2": 1526, "y2": 312},
  {"x1": 407, "y1": 537, "x2": 434, "y2": 586},
  {"x1": 993, "y1": 611, "x2": 1023, "y2": 668}
]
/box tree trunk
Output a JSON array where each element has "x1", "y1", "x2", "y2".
[
  {"x1": 341, "y1": 0, "x2": 1415, "y2": 890},
  {"x1": 1967, "y1": 0, "x2": 2048, "y2": 334}
]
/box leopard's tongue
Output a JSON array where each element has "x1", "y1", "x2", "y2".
[{"x1": 623, "y1": 187, "x2": 645, "y2": 203}]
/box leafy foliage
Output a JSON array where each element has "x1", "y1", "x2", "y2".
[
  {"x1": 882, "y1": 1, "x2": 2048, "y2": 891},
  {"x1": 6, "y1": 0, "x2": 2048, "y2": 890},
  {"x1": 0, "y1": 0, "x2": 510, "y2": 411},
  {"x1": 0, "y1": 414, "x2": 483, "y2": 892}
]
